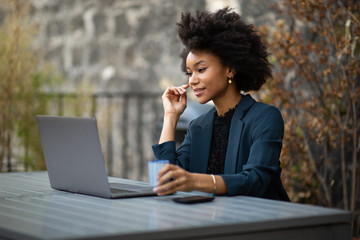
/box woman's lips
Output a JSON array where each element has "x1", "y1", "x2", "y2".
[{"x1": 193, "y1": 88, "x2": 205, "y2": 97}]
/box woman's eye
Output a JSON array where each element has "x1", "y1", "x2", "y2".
[
  {"x1": 185, "y1": 72, "x2": 192, "y2": 77},
  {"x1": 198, "y1": 67, "x2": 207, "y2": 73}
]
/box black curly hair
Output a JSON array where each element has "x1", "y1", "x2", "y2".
[{"x1": 177, "y1": 7, "x2": 272, "y2": 92}]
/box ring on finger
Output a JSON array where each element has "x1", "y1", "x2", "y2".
[{"x1": 175, "y1": 179, "x2": 179, "y2": 187}]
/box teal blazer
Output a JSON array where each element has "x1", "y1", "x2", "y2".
[{"x1": 153, "y1": 94, "x2": 290, "y2": 201}]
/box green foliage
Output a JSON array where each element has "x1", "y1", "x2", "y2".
[{"x1": 0, "y1": 1, "x2": 64, "y2": 172}]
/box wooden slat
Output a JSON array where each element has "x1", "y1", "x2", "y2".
[{"x1": 0, "y1": 172, "x2": 352, "y2": 240}]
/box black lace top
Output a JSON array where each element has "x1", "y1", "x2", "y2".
[{"x1": 207, "y1": 107, "x2": 236, "y2": 174}]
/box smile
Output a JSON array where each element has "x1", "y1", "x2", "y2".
[{"x1": 193, "y1": 88, "x2": 205, "y2": 97}]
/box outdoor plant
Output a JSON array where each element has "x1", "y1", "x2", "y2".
[
  {"x1": 260, "y1": 0, "x2": 359, "y2": 236},
  {"x1": 0, "y1": 1, "x2": 63, "y2": 172}
]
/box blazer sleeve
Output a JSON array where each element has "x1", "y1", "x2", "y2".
[
  {"x1": 152, "y1": 121, "x2": 193, "y2": 170},
  {"x1": 221, "y1": 106, "x2": 284, "y2": 197}
]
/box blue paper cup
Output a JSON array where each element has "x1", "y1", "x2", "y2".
[{"x1": 148, "y1": 160, "x2": 169, "y2": 187}]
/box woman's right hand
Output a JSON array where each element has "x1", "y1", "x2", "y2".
[
  {"x1": 162, "y1": 84, "x2": 189, "y2": 118},
  {"x1": 158, "y1": 84, "x2": 189, "y2": 144}
]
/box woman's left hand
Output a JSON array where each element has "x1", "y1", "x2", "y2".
[{"x1": 153, "y1": 164, "x2": 195, "y2": 196}]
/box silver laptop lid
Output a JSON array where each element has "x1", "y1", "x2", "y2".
[{"x1": 36, "y1": 115, "x2": 111, "y2": 198}]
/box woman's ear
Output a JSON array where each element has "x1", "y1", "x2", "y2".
[{"x1": 227, "y1": 68, "x2": 236, "y2": 78}]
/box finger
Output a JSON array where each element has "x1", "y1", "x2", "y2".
[
  {"x1": 157, "y1": 164, "x2": 176, "y2": 178},
  {"x1": 173, "y1": 177, "x2": 185, "y2": 191},
  {"x1": 176, "y1": 84, "x2": 189, "y2": 94},
  {"x1": 180, "y1": 91, "x2": 187, "y2": 106},
  {"x1": 165, "y1": 86, "x2": 181, "y2": 96},
  {"x1": 163, "y1": 85, "x2": 188, "y2": 98},
  {"x1": 174, "y1": 178, "x2": 180, "y2": 188},
  {"x1": 157, "y1": 169, "x2": 178, "y2": 186},
  {"x1": 175, "y1": 87, "x2": 187, "y2": 95},
  {"x1": 158, "y1": 179, "x2": 179, "y2": 191},
  {"x1": 154, "y1": 179, "x2": 179, "y2": 196},
  {"x1": 154, "y1": 186, "x2": 175, "y2": 196}
]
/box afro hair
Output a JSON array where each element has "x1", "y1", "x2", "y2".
[{"x1": 177, "y1": 7, "x2": 272, "y2": 92}]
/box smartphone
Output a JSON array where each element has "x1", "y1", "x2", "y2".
[{"x1": 172, "y1": 195, "x2": 215, "y2": 204}]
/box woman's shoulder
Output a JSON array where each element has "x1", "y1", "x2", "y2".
[
  {"x1": 254, "y1": 102, "x2": 281, "y2": 115},
  {"x1": 244, "y1": 100, "x2": 284, "y2": 136},
  {"x1": 246, "y1": 99, "x2": 282, "y2": 120},
  {"x1": 232, "y1": 94, "x2": 282, "y2": 121}
]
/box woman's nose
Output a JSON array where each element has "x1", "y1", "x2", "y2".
[{"x1": 188, "y1": 74, "x2": 197, "y2": 85}]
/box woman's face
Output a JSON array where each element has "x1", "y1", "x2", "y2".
[{"x1": 186, "y1": 51, "x2": 232, "y2": 105}]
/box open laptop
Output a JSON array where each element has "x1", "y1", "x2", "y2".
[{"x1": 36, "y1": 115, "x2": 156, "y2": 199}]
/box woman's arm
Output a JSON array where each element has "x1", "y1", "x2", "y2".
[
  {"x1": 221, "y1": 105, "x2": 284, "y2": 197},
  {"x1": 158, "y1": 84, "x2": 189, "y2": 144},
  {"x1": 153, "y1": 164, "x2": 228, "y2": 196}
]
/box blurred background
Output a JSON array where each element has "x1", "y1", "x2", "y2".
[{"x1": 0, "y1": 0, "x2": 359, "y2": 236}]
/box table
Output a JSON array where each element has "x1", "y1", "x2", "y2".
[{"x1": 0, "y1": 171, "x2": 351, "y2": 240}]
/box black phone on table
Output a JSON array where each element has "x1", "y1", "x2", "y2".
[{"x1": 172, "y1": 195, "x2": 215, "y2": 204}]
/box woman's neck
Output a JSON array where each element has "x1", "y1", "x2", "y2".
[{"x1": 214, "y1": 93, "x2": 242, "y2": 116}]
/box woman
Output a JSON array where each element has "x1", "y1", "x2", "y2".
[{"x1": 152, "y1": 7, "x2": 289, "y2": 201}]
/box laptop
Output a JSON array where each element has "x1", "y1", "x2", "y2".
[{"x1": 36, "y1": 115, "x2": 157, "y2": 199}]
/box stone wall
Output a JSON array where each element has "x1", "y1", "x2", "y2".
[
  {"x1": 29, "y1": 0, "x2": 206, "y2": 92},
  {"x1": 25, "y1": 0, "x2": 277, "y2": 93}
]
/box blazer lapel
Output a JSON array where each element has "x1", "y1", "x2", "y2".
[
  {"x1": 224, "y1": 95, "x2": 255, "y2": 174},
  {"x1": 190, "y1": 108, "x2": 215, "y2": 173}
]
